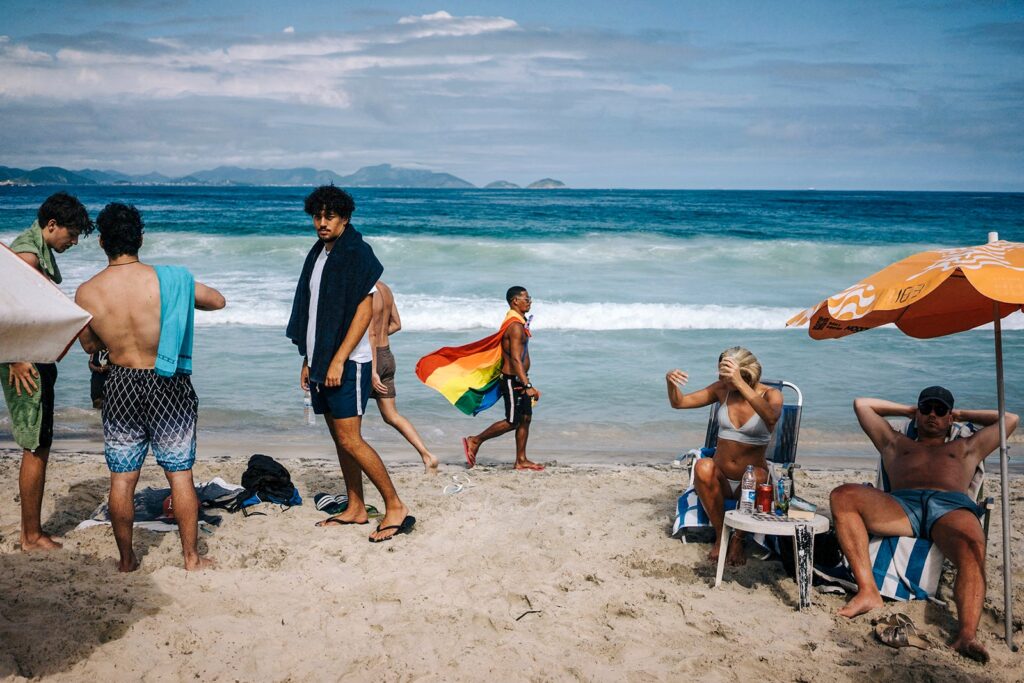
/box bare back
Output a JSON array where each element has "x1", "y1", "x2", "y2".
[
  {"x1": 371, "y1": 281, "x2": 396, "y2": 346},
  {"x1": 76, "y1": 264, "x2": 162, "y2": 368}
]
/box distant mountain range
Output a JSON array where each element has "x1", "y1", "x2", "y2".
[{"x1": 0, "y1": 164, "x2": 567, "y2": 189}]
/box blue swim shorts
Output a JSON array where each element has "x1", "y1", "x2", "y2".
[
  {"x1": 102, "y1": 365, "x2": 198, "y2": 473},
  {"x1": 890, "y1": 489, "x2": 982, "y2": 540},
  {"x1": 310, "y1": 360, "x2": 372, "y2": 419}
]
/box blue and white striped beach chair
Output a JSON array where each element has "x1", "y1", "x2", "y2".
[
  {"x1": 865, "y1": 419, "x2": 993, "y2": 602},
  {"x1": 672, "y1": 380, "x2": 803, "y2": 540},
  {"x1": 817, "y1": 420, "x2": 993, "y2": 599}
]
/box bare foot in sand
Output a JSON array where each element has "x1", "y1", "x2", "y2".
[
  {"x1": 422, "y1": 452, "x2": 439, "y2": 474},
  {"x1": 463, "y1": 437, "x2": 479, "y2": 468},
  {"x1": 514, "y1": 459, "x2": 545, "y2": 471},
  {"x1": 117, "y1": 552, "x2": 140, "y2": 573},
  {"x1": 184, "y1": 555, "x2": 216, "y2": 571},
  {"x1": 725, "y1": 533, "x2": 746, "y2": 566},
  {"x1": 950, "y1": 636, "x2": 989, "y2": 664},
  {"x1": 369, "y1": 503, "x2": 411, "y2": 542},
  {"x1": 708, "y1": 544, "x2": 722, "y2": 564},
  {"x1": 837, "y1": 590, "x2": 884, "y2": 618},
  {"x1": 20, "y1": 533, "x2": 63, "y2": 552}
]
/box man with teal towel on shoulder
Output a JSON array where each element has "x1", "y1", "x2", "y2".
[
  {"x1": 1, "y1": 191, "x2": 92, "y2": 552},
  {"x1": 75, "y1": 203, "x2": 226, "y2": 572}
]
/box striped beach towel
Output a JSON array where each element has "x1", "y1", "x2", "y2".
[
  {"x1": 672, "y1": 487, "x2": 737, "y2": 537},
  {"x1": 415, "y1": 310, "x2": 530, "y2": 416}
]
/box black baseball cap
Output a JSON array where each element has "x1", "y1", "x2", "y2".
[{"x1": 918, "y1": 386, "x2": 954, "y2": 410}]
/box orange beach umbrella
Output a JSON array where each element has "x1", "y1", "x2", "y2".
[{"x1": 787, "y1": 234, "x2": 1024, "y2": 649}]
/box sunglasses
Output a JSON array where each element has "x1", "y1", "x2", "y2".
[{"x1": 918, "y1": 401, "x2": 950, "y2": 417}]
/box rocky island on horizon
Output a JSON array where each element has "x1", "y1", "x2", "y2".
[{"x1": 0, "y1": 164, "x2": 569, "y2": 190}]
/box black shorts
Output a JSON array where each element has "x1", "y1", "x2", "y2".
[
  {"x1": 500, "y1": 374, "x2": 532, "y2": 426},
  {"x1": 37, "y1": 363, "x2": 57, "y2": 450},
  {"x1": 90, "y1": 372, "x2": 107, "y2": 402}
]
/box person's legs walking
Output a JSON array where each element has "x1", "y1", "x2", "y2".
[
  {"x1": 464, "y1": 420, "x2": 515, "y2": 465},
  {"x1": 377, "y1": 398, "x2": 438, "y2": 471}
]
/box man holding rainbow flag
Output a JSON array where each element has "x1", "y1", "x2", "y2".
[{"x1": 416, "y1": 286, "x2": 544, "y2": 471}]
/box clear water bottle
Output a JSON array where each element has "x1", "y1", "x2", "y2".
[
  {"x1": 303, "y1": 390, "x2": 315, "y2": 425},
  {"x1": 739, "y1": 465, "x2": 756, "y2": 514}
]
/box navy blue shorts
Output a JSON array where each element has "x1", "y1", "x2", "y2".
[
  {"x1": 310, "y1": 360, "x2": 372, "y2": 419},
  {"x1": 891, "y1": 489, "x2": 982, "y2": 540}
]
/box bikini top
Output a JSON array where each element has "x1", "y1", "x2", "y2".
[{"x1": 716, "y1": 391, "x2": 772, "y2": 446}]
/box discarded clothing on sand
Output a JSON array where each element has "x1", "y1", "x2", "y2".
[
  {"x1": 75, "y1": 477, "x2": 243, "y2": 533},
  {"x1": 205, "y1": 454, "x2": 302, "y2": 514}
]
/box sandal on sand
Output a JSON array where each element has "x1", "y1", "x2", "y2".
[
  {"x1": 875, "y1": 623, "x2": 931, "y2": 651},
  {"x1": 369, "y1": 515, "x2": 416, "y2": 543},
  {"x1": 443, "y1": 473, "x2": 476, "y2": 495},
  {"x1": 462, "y1": 438, "x2": 476, "y2": 469},
  {"x1": 872, "y1": 613, "x2": 915, "y2": 629}
]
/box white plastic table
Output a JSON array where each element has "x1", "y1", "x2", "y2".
[{"x1": 714, "y1": 509, "x2": 831, "y2": 609}]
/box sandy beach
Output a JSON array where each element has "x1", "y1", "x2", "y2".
[{"x1": 1, "y1": 447, "x2": 1021, "y2": 682}]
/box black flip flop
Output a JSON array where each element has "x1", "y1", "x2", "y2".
[
  {"x1": 369, "y1": 515, "x2": 416, "y2": 543},
  {"x1": 316, "y1": 516, "x2": 369, "y2": 527}
]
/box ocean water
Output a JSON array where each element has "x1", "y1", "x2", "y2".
[{"x1": 1, "y1": 186, "x2": 1022, "y2": 463}]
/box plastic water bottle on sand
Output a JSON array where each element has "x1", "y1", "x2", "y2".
[
  {"x1": 303, "y1": 390, "x2": 315, "y2": 425},
  {"x1": 739, "y1": 465, "x2": 756, "y2": 514}
]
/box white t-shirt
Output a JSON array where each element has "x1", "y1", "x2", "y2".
[{"x1": 306, "y1": 247, "x2": 375, "y2": 366}]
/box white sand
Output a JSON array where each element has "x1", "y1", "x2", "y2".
[{"x1": 1, "y1": 450, "x2": 1021, "y2": 682}]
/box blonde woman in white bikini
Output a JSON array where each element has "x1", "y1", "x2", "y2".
[{"x1": 666, "y1": 347, "x2": 782, "y2": 566}]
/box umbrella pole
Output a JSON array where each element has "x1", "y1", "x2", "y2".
[{"x1": 993, "y1": 304, "x2": 1017, "y2": 651}]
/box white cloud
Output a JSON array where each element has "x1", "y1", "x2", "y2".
[
  {"x1": 283, "y1": 26, "x2": 295, "y2": 34},
  {"x1": 398, "y1": 10, "x2": 454, "y2": 24}
]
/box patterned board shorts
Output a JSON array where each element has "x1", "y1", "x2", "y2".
[{"x1": 102, "y1": 365, "x2": 198, "y2": 473}]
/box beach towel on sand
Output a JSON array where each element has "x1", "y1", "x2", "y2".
[
  {"x1": 415, "y1": 310, "x2": 530, "y2": 416},
  {"x1": 154, "y1": 265, "x2": 195, "y2": 377}
]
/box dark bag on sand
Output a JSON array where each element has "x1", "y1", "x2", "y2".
[
  {"x1": 777, "y1": 528, "x2": 844, "y2": 582},
  {"x1": 207, "y1": 454, "x2": 299, "y2": 514}
]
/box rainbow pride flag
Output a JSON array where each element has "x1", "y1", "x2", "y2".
[{"x1": 415, "y1": 310, "x2": 530, "y2": 416}]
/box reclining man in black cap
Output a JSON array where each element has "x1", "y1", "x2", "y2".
[{"x1": 830, "y1": 386, "x2": 1018, "y2": 664}]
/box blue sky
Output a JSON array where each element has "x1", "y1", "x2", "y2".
[{"x1": 1, "y1": 1, "x2": 1021, "y2": 189}]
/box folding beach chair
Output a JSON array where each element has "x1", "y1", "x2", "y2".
[
  {"x1": 864, "y1": 419, "x2": 994, "y2": 602},
  {"x1": 812, "y1": 419, "x2": 994, "y2": 601},
  {"x1": 671, "y1": 379, "x2": 803, "y2": 540}
]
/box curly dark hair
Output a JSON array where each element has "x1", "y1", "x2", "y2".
[
  {"x1": 303, "y1": 184, "x2": 355, "y2": 219},
  {"x1": 506, "y1": 286, "x2": 527, "y2": 305},
  {"x1": 96, "y1": 203, "x2": 144, "y2": 258},
  {"x1": 37, "y1": 192, "x2": 93, "y2": 236}
]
